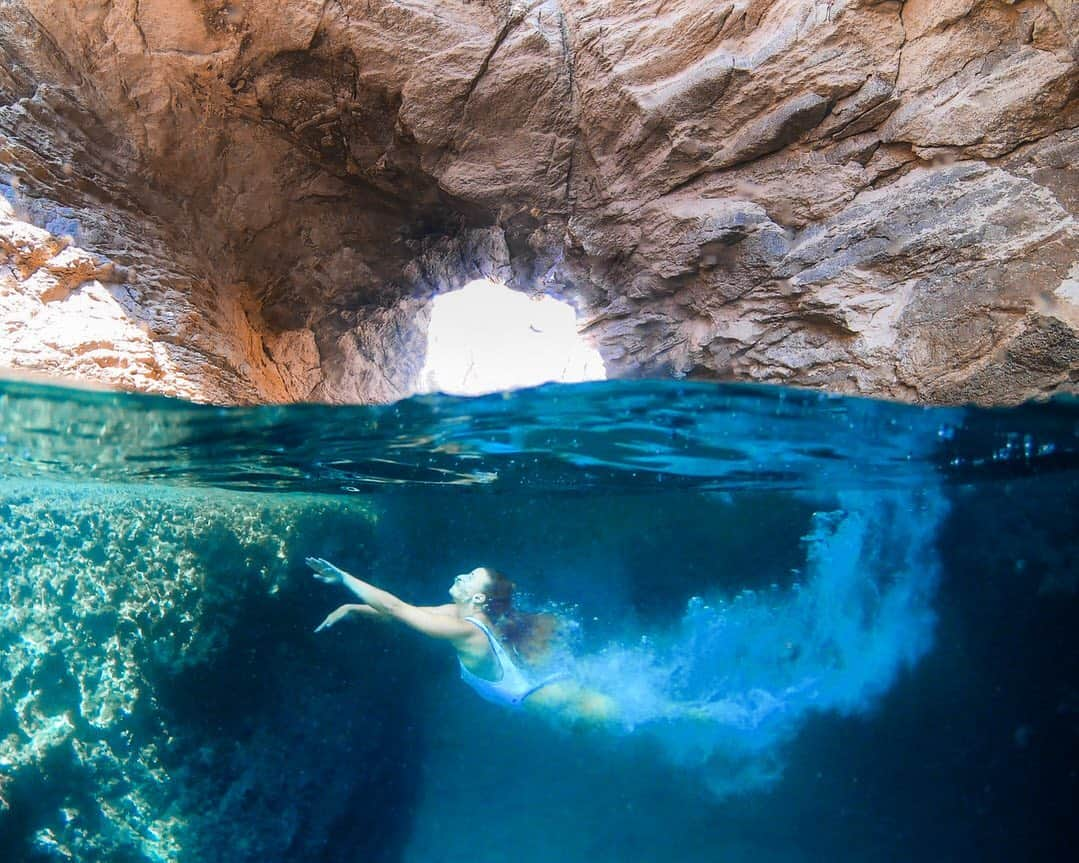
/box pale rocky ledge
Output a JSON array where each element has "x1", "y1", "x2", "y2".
[{"x1": 1, "y1": 0, "x2": 1077, "y2": 405}]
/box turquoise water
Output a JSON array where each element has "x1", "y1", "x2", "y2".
[{"x1": 0, "y1": 377, "x2": 1076, "y2": 862}]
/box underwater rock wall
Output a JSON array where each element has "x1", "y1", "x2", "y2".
[
  {"x1": 0, "y1": 483, "x2": 417, "y2": 863},
  {"x1": 1, "y1": 0, "x2": 1077, "y2": 404}
]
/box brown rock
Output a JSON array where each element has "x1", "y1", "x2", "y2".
[{"x1": 0, "y1": 0, "x2": 1075, "y2": 405}]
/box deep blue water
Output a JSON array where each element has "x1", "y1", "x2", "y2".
[{"x1": 0, "y1": 377, "x2": 1076, "y2": 863}]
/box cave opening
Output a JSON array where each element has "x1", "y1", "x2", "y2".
[{"x1": 416, "y1": 278, "x2": 606, "y2": 396}]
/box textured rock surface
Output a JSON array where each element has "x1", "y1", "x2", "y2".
[
  {"x1": 0, "y1": 195, "x2": 303, "y2": 403},
  {"x1": 0, "y1": 481, "x2": 420, "y2": 862},
  {"x1": 1, "y1": 0, "x2": 1077, "y2": 404}
]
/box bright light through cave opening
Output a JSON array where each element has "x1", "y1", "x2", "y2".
[{"x1": 417, "y1": 279, "x2": 607, "y2": 396}]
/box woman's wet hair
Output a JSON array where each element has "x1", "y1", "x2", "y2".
[
  {"x1": 480, "y1": 568, "x2": 555, "y2": 661},
  {"x1": 480, "y1": 568, "x2": 515, "y2": 619}
]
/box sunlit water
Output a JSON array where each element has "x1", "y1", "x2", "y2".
[{"x1": 0, "y1": 377, "x2": 1076, "y2": 863}]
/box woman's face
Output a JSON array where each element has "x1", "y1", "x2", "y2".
[{"x1": 449, "y1": 567, "x2": 490, "y2": 604}]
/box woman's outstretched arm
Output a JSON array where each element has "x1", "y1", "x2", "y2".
[
  {"x1": 315, "y1": 601, "x2": 458, "y2": 633},
  {"x1": 314, "y1": 603, "x2": 386, "y2": 632},
  {"x1": 307, "y1": 557, "x2": 474, "y2": 642}
]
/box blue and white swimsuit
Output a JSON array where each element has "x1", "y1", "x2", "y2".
[{"x1": 459, "y1": 616, "x2": 568, "y2": 708}]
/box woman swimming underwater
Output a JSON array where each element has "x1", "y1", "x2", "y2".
[{"x1": 309, "y1": 559, "x2": 616, "y2": 724}]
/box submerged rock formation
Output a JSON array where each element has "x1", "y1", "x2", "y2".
[
  {"x1": 0, "y1": 481, "x2": 426, "y2": 862},
  {"x1": 1, "y1": 0, "x2": 1077, "y2": 404}
]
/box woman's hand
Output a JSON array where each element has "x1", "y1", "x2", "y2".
[
  {"x1": 306, "y1": 557, "x2": 350, "y2": 585},
  {"x1": 314, "y1": 604, "x2": 353, "y2": 633}
]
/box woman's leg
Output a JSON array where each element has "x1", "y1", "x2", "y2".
[{"x1": 525, "y1": 680, "x2": 619, "y2": 726}]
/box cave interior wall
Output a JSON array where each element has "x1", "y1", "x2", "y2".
[{"x1": 0, "y1": 0, "x2": 1077, "y2": 404}]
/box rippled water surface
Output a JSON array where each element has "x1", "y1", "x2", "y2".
[
  {"x1": 2, "y1": 377, "x2": 1074, "y2": 491},
  {"x1": 0, "y1": 376, "x2": 1075, "y2": 863}
]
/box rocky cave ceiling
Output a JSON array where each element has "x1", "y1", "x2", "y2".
[{"x1": 0, "y1": 0, "x2": 1077, "y2": 404}]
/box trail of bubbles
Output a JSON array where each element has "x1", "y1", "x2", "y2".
[{"x1": 569, "y1": 490, "x2": 945, "y2": 797}]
